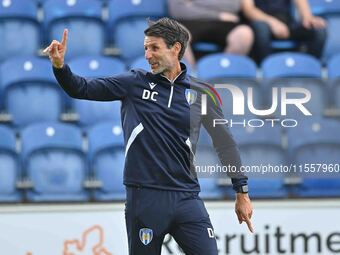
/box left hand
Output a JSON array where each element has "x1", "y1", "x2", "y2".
[
  {"x1": 235, "y1": 193, "x2": 253, "y2": 233},
  {"x1": 302, "y1": 15, "x2": 326, "y2": 30}
]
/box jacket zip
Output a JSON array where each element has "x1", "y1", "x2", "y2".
[
  {"x1": 161, "y1": 71, "x2": 184, "y2": 108},
  {"x1": 168, "y1": 83, "x2": 174, "y2": 108}
]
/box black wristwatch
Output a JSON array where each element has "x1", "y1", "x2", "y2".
[{"x1": 236, "y1": 185, "x2": 249, "y2": 194}]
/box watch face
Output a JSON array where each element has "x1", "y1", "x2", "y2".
[{"x1": 242, "y1": 185, "x2": 249, "y2": 193}]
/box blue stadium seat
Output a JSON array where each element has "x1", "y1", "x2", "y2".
[
  {"x1": 0, "y1": 56, "x2": 63, "y2": 127},
  {"x1": 0, "y1": 125, "x2": 21, "y2": 202},
  {"x1": 108, "y1": 0, "x2": 167, "y2": 62},
  {"x1": 0, "y1": 0, "x2": 40, "y2": 62},
  {"x1": 231, "y1": 125, "x2": 288, "y2": 198},
  {"x1": 68, "y1": 56, "x2": 125, "y2": 127},
  {"x1": 21, "y1": 122, "x2": 88, "y2": 202},
  {"x1": 328, "y1": 53, "x2": 340, "y2": 80},
  {"x1": 196, "y1": 128, "x2": 220, "y2": 168},
  {"x1": 271, "y1": 40, "x2": 298, "y2": 50},
  {"x1": 287, "y1": 118, "x2": 340, "y2": 197},
  {"x1": 318, "y1": 17, "x2": 340, "y2": 63},
  {"x1": 261, "y1": 52, "x2": 327, "y2": 118},
  {"x1": 309, "y1": 0, "x2": 340, "y2": 16},
  {"x1": 43, "y1": 0, "x2": 105, "y2": 59},
  {"x1": 197, "y1": 53, "x2": 257, "y2": 80},
  {"x1": 327, "y1": 53, "x2": 340, "y2": 109},
  {"x1": 192, "y1": 39, "x2": 293, "y2": 56},
  {"x1": 0, "y1": 71, "x2": 3, "y2": 109},
  {"x1": 308, "y1": 0, "x2": 340, "y2": 62},
  {"x1": 198, "y1": 177, "x2": 224, "y2": 200},
  {"x1": 195, "y1": 128, "x2": 225, "y2": 199},
  {"x1": 36, "y1": 0, "x2": 109, "y2": 5},
  {"x1": 87, "y1": 122, "x2": 125, "y2": 201},
  {"x1": 262, "y1": 53, "x2": 321, "y2": 78},
  {"x1": 31, "y1": 0, "x2": 45, "y2": 6},
  {"x1": 193, "y1": 42, "x2": 222, "y2": 54},
  {"x1": 197, "y1": 53, "x2": 262, "y2": 120},
  {"x1": 69, "y1": 55, "x2": 126, "y2": 77},
  {"x1": 130, "y1": 55, "x2": 151, "y2": 71}
]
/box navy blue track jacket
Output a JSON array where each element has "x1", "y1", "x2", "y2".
[{"x1": 53, "y1": 63, "x2": 248, "y2": 192}]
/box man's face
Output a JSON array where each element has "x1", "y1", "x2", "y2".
[{"x1": 144, "y1": 36, "x2": 178, "y2": 74}]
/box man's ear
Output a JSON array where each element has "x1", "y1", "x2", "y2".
[{"x1": 172, "y1": 42, "x2": 182, "y2": 57}]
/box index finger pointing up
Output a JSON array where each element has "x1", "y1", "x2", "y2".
[{"x1": 61, "y1": 29, "x2": 68, "y2": 47}]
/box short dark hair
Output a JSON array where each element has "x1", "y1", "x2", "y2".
[{"x1": 144, "y1": 17, "x2": 189, "y2": 60}]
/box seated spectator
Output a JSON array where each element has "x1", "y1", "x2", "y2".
[
  {"x1": 243, "y1": 0, "x2": 327, "y2": 62},
  {"x1": 168, "y1": 0, "x2": 254, "y2": 68}
]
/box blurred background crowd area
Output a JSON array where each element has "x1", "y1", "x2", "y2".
[{"x1": 0, "y1": 0, "x2": 340, "y2": 203}]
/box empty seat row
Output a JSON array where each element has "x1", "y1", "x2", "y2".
[
  {"x1": 2, "y1": 0, "x2": 340, "y2": 63},
  {"x1": 197, "y1": 118, "x2": 340, "y2": 199},
  {"x1": 0, "y1": 56, "x2": 123, "y2": 127},
  {"x1": 308, "y1": 0, "x2": 340, "y2": 62},
  {"x1": 2, "y1": 53, "x2": 340, "y2": 128},
  {"x1": 1, "y1": 118, "x2": 340, "y2": 202},
  {"x1": 0, "y1": 125, "x2": 19, "y2": 202},
  {"x1": 0, "y1": 0, "x2": 166, "y2": 62},
  {"x1": 197, "y1": 52, "x2": 340, "y2": 119},
  {"x1": 0, "y1": 121, "x2": 125, "y2": 202}
]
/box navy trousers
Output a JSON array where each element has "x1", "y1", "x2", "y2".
[{"x1": 125, "y1": 186, "x2": 218, "y2": 255}]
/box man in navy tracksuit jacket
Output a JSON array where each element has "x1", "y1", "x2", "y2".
[{"x1": 45, "y1": 17, "x2": 253, "y2": 255}]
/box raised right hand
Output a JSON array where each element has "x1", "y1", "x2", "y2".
[{"x1": 43, "y1": 29, "x2": 68, "y2": 68}]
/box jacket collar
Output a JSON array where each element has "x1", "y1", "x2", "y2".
[{"x1": 153, "y1": 62, "x2": 188, "y2": 83}]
